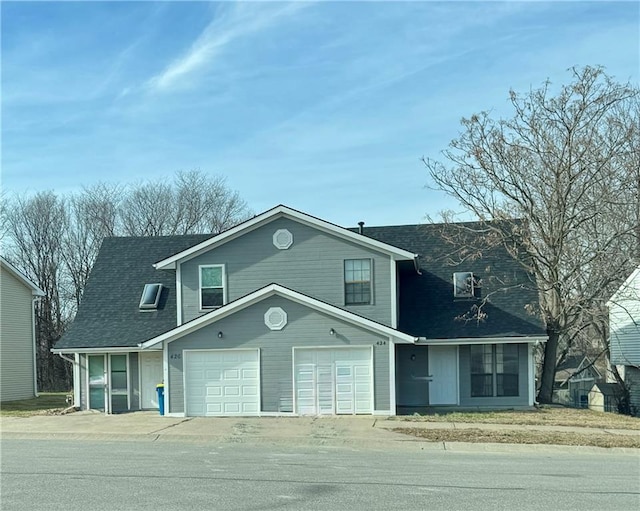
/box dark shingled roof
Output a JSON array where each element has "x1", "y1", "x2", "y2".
[
  {"x1": 55, "y1": 234, "x2": 211, "y2": 350},
  {"x1": 358, "y1": 223, "x2": 545, "y2": 339},
  {"x1": 56, "y1": 220, "x2": 545, "y2": 350}
]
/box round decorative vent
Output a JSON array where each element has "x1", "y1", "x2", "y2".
[
  {"x1": 273, "y1": 229, "x2": 293, "y2": 250},
  {"x1": 264, "y1": 307, "x2": 287, "y2": 330}
]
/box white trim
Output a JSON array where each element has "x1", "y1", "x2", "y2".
[
  {"x1": 137, "y1": 353, "x2": 143, "y2": 410},
  {"x1": 372, "y1": 410, "x2": 392, "y2": 416},
  {"x1": 528, "y1": 343, "x2": 535, "y2": 406},
  {"x1": 388, "y1": 341, "x2": 396, "y2": 415},
  {"x1": 0, "y1": 256, "x2": 45, "y2": 296},
  {"x1": 31, "y1": 297, "x2": 39, "y2": 397},
  {"x1": 176, "y1": 262, "x2": 183, "y2": 326},
  {"x1": 455, "y1": 345, "x2": 461, "y2": 405},
  {"x1": 390, "y1": 259, "x2": 397, "y2": 329},
  {"x1": 139, "y1": 284, "x2": 416, "y2": 349},
  {"x1": 163, "y1": 341, "x2": 169, "y2": 414},
  {"x1": 199, "y1": 264, "x2": 226, "y2": 310},
  {"x1": 417, "y1": 336, "x2": 546, "y2": 345},
  {"x1": 52, "y1": 347, "x2": 161, "y2": 354},
  {"x1": 73, "y1": 353, "x2": 81, "y2": 408},
  {"x1": 153, "y1": 205, "x2": 417, "y2": 270},
  {"x1": 164, "y1": 412, "x2": 185, "y2": 418}
]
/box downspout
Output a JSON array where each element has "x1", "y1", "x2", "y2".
[
  {"x1": 31, "y1": 297, "x2": 40, "y2": 398},
  {"x1": 57, "y1": 353, "x2": 81, "y2": 408}
]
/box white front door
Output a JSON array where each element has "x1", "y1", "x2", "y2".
[
  {"x1": 428, "y1": 345, "x2": 458, "y2": 405},
  {"x1": 184, "y1": 349, "x2": 260, "y2": 416},
  {"x1": 140, "y1": 351, "x2": 164, "y2": 409},
  {"x1": 294, "y1": 347, "x2": 373, "y2": 415}
]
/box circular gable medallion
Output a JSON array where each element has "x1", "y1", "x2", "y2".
[
  {"x1": 273, "y1": 229, "x2": 293, "y2": 250},
  {"x1": 264, "y1": 307, "x2": 287, "y2": 330}
]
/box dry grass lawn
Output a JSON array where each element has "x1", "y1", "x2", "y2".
[
  {"x1": 0, "y1": 393, "x2": 69, "y2": 417},
  {"x1": 393, "y1": 427, "x2": 640, "y2": 449},
  {"x1": 395, "y1": 406, "x2": 640, "y2": 430}
]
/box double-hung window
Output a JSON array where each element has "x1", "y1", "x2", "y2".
[
  {"x1": 470, "y1": 344, "x2": 519, "y2": 397},
  {"x1": 200, "y1": 265, "x2": 225, "y2": 309},
  {"x1": 344, "y1": 259, "x2": 372, "y2": 305}
]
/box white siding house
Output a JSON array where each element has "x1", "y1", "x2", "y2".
[
  {"x1": 0, "y1": 257, "x2": 44, "y2": 402},
  {"x1": 608, "y1": 266, "x2": 640, "y2": 415}
]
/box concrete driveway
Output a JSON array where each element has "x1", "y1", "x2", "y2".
[{"x1": 1, "y1": 411, "x2": 637, "y2": 453}]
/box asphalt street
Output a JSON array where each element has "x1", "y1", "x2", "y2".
[{"x1": 1, "y1": 438, "x2": 638, "y2": 511}]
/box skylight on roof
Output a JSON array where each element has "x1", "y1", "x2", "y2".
[{"x1": 139, "y1": 283, "x2": 163, "y2": 310}]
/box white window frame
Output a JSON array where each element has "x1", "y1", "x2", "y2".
[
  {"x1": 199, "y1": 264, "x2": 226, "y2": 310},
  {"x1": 344, "y1": 258, "x2": 373, "y2": 306}
]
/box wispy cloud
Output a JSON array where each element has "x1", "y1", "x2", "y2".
[{"x1": 147, "y1": 2, "x2": 312, "y2": 92}]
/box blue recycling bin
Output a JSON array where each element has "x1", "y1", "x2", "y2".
[{"x1": 156, "y1": 383, "x2": 165, "y2": 416}]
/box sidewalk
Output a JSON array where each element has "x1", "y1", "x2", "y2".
[{"x1": 1, "y1": 412, "x2": 638, "y2": 453}]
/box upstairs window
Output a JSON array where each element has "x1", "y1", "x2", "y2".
[
  {"x1": 139, "y1": 283, "x2": 163, "y2": 310},
  {"x1": 200, "y1": 265, "x2": 225, "y2": 309},
  {"x1": 344, "y1": 259, "x2": 372, "y2": 305}
]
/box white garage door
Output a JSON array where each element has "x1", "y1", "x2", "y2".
[
  {"x1": 294, "y1": 347, "x2": 373, "y2": 415},
  {"x1": 184, "y1": 350, "x2": 260, "y2": 416}
]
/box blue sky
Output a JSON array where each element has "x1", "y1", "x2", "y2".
[{"x1": 2, "y1": 1, "x2": 639, "y2": 227}]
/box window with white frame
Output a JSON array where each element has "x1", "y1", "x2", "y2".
[
  {"x1": 470, "y1": 344, "x2": 519, "y2": 397},
  {"x1": 200, "y1": 265, "x2": 225, "y2": 308},
  {"x1": 344, "y1": 259, "x2": 372, "y2": 305}
]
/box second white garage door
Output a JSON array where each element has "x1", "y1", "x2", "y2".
[
  {"x1": 184, "y1": 349, "x2": 260, "y2": 416},
  {"x1": 294, "y1": 347, "x2": 373, "y2": 415}
]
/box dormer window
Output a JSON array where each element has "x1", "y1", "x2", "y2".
[
  {"x1": 139, "y1": 283, "x2": 163, "y2": 310},
  {"x1": 453, "y1": 272, "x2": 474, "y2": 298}
]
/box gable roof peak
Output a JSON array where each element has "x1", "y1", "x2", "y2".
[{"x1": 154, "y1": 204, "x2": 417, "y2": 270}]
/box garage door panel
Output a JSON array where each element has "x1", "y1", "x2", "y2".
[
  {"x1": 294, "y1": 348, "x2": 373, "y2": 415},
  {"x1": 185, "y1": 350, "x2": 260, "y2": 417}
]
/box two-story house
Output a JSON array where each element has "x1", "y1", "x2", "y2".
[
  {"x1": 53, "y1": 205, "x2": 546, "y2": 416},
  {"x1": 1, "y1": 256, "x2": 44, "y2": 402}
]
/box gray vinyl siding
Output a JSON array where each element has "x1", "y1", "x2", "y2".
[
  {"x1": 180, "y1": 218, "x2": 392, "y2": 326},
  {"x1": 0, "y1": 268, "x2": 36, "y2": 402},
  {"x1": 167, "y1": 295, "x2": 390, "y2": 414},
  {"x1": 458, "y1": 343, "x2": 530, "y2": 408},
  {"x1": 609, "y1": 275, "x2": 640, "y2": 366}
]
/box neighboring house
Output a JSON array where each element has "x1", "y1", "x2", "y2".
[
  {"x1": 608, "y1": 266, "x2": 640, "y2": 416},
  {"x1": 0, "y1": 257, "x2": 44, "y2": 402},
  {"x1": 554, "y1": 355, "x2": 603, "y2": 408},
  {"x1": 53, "y1": 205, "x2": 546, "y2": 416}
]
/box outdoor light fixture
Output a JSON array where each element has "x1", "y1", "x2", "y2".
[
  {"x1": 217, "y1": 331, "x2": 223, "y2": 339},
  {"x1": 329, "y1": 328, "x2": 335, "y2": 336}
]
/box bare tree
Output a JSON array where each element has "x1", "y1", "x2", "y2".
[
  {"x1": 120, "y1": 170, "x2": 251, "y2": 236},
  {"x1": 2, "y1": 170, "x2": 251, "y2": 391},
  {"x1": 3, "y1": 192, "x2": 72, "y2": 391},
  {"x1": 423, "y1": 66, "x2": 639, "y2": 403}
]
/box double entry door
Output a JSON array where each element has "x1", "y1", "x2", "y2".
[{"x1": 87, "y1": 354, "x2": 129, "y2": 413}]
